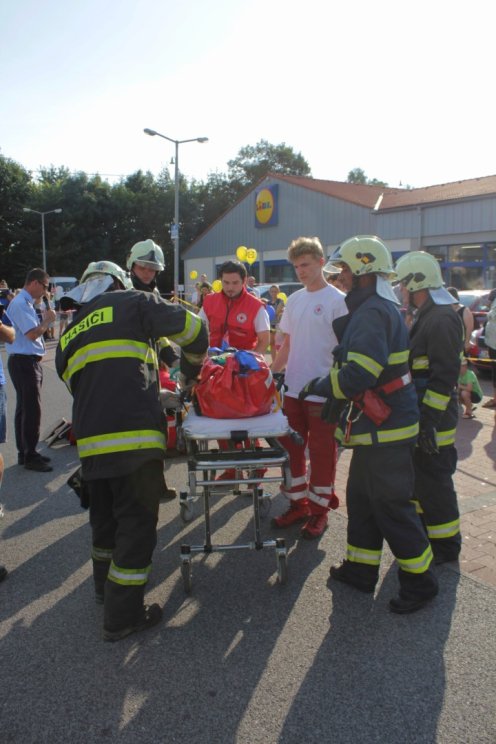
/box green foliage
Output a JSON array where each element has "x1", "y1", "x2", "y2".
[
  {"x1": 0, "y1": 140, "x2": 313, "y2": 291},
  {"x1": 347, "y1": 167, "x2": 388, "y2": 188}
]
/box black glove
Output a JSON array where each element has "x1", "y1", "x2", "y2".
[
  {"x1": 418, "y1": 418, "x2": 439, "y2": 455},
  {"x1": 299, "y1": 375, "x2": 331, "y2": 400}
]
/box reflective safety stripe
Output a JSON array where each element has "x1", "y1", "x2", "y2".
[
  {"x1": 411, "y1": 499, "x2": 424, "y2": 514},
  {"x1": 63, "y1": 339, "x2": 152, "y2": 384},
  {"x1": 92, "y1": 547, "x2": 113, "y2": 562},
  {"x1": 347, "y1": 352, "x2": 383, "y2": 379},
  {"x1": 423, "y1": 388, "x2": 450, "y2": 412},
  {"x1": 157, "y1": 337, "x2": 171, "y2": 351},
  {"x1": 347, "y1": 544, "x2": 382, "y2": 566},
  {"x1": 388, "y1": 350, "x2": 409, "y2": 364},
  {"x1": 335, "y1": 429, "x2": 373, "y2": 446},
  {"x1": 377, "y1": 423, "x2": 419, "y2": 443},
  {"x1": 412, "y1": 356, "x2": 429, "y2": 370},
  {"x1": 330, "y1": 368, "x2": 346, "y2": 399},
  {"x1": 289, "y1": 474, "x2": 307, "y2": 488},
  {"x1": 311, "y1": 484, "x2": 334, "y2": 495},
  {"x1": 396, "y1": 545, "x2": 433, "y2": 574},
  {"x1": 308, "y1": 488, "x2": 331, "y2": 506},
  {"x1": 427, "y1": 518, "x2": 460, "y2": 539},
  {"x1": 78, "y1": 429, "x2": 166, "y2": 458},
  {"x1": 435, "y1": 428, "x2": 456, "y2": 447},
  {"x1": 168, "y1": 312, "x2": 202, "y2": 347},
  {"x1": 107, "y1": 560, "x2": 151, "y2": 586}
]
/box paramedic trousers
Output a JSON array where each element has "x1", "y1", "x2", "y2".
[
  {"x1": 414, "y1": 446, "x2": 461, "y2": 562},
  {"x1": 279, "y1": 396, "x2": 338, "y2": 510},
  {"x1": 88, "y1": 459, "x2": 162, "y2": 631},
  {"x1": 346, "y1": 444, "x2": 438, "y2": 600}
]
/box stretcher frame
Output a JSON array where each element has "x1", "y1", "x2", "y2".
[{"x1": 179, "y1": 409, "x2": 296, "y2": 593}]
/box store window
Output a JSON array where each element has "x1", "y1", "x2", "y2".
[{"x1": 449, "y1": 244, "x2": 483, "y2": 262}]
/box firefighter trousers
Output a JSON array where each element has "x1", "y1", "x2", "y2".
[
  {"x1": 88, "y1": 459, "x2": 163, "y2": 631},
  {"x1": 414, "y1": 446, "x2": 461, "y2": 562},
  {"x1": 346, "y1": 444, "x2": 438, "y2": 600},
  {"x1": 279, "y1": 396, "x2": 338, "y2": 512}
]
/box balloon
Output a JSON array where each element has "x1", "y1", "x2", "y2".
[
  {"x1": 189, "y1": 270, "x2": 198, "y2": 279},
  {"x1": 236, "y1": 246, "x2": 247, "y2": 261},
  {"x1": 245, "y1": 248, "x2": 257, "y2": 265},
  {"x1": 266, "y1": 304, "x2": 276, "y2": 324},
  {"x1": 212, "y1": 279, "x2": 222, "y2": 293},
  {"x1": 277, "y1": 292, "x2": 287, "y2": 304}
]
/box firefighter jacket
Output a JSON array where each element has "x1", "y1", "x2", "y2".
[
  {"x1": 202, "y1": 288, "x2": 263, "y2": 350},
  {"x1": 130, "y1": 275, "x2": 178, "y2": 367},
  {"x1": 409, "y1": 297, "x2": 463, "y2": 447},
  {"x1": 328, "y1": 286, "x2": 419, "y2": 447},
  {"x1": 55, "y1": 289, "x2": 208, "y2": 481}
]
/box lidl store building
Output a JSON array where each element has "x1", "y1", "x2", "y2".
[{"x1": 183, "y1": 173, "x2": 496, "y2": 294}]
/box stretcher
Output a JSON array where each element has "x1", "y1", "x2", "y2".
[{"x1": 178, "y1": 407, "x2": 300, "y2": 593}]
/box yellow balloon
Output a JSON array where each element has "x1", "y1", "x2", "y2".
[
  {"x1": 277, "y1": 292, "x2": 287, "y2": 304},
  {"x1": 212, "y1": 279, "x2": 222, "y2": 293},
  {"x1": 236, "y1": 246, "x2": 247, "y2": 261},
  {"x1": 246, "y1": 248, "x2": 258, "y2": 265},
  {"x1": 189, "y1": 270, "x2": 198, "y2": 279}
]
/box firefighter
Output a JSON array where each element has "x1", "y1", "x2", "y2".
[
  {"x1": 56, "y1": 261, "x2": 208, "y2": 641},
  {"x1": 395, "y1": 251, "x2": 463, "y2": 564},
  {"x1": 126, "y1": 239, "x2": 178, "y2": 499},
  {"x1": 300, "y1": 236, "x2": 438, "y2": 614}
]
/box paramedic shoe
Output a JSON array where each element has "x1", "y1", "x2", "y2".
[
  {"x1": 215, "y1": 469, "x2": 243, "y2": 483},
  {"x1": 271, "y1": 498, "x2": 311, "y2": 529},
  {"x1": 301, "y1": 512, "x2": 328, "y2": 540},
  {"x1": 103, "y1": 603, "x2": 163, "y2": 642},
  {"x1": 389, "y1": 594, "x2": 436, "y2": 615},
  {"x1": 329, "y1": 561, "x2": 376, "y2": 594}
]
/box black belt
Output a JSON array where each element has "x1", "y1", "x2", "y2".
[{"x1": 10, "y1": 354, "x2": 43, "y2": 362}]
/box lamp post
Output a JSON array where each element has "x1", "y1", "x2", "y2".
[
  {"x1": 144, "y1": 128, "x2": 208, "y2": 296},
  {"x1": 23, "y1": 207, "x2": 63, "y2": 273}
]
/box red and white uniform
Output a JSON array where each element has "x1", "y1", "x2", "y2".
[{"x1": 279, "y1": 285, "x2": 347, "y2": 510}]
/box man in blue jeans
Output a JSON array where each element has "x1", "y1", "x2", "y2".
[{"x1": 0, "y1": 310, "x2": 16, "y2": 582}]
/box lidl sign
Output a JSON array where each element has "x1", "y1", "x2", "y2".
[{"x1": 255, "y1": 184, "x2": 278, "y2": 228}]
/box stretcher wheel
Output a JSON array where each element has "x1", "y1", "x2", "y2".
[
  {"x1": 181, "y1": 560, "x2": 192, "y2": 593},
  {"x1": 179, "y1": 492, "x2": 194, "y2": 523},
  {"x1": 276, "y1": 551, "x2": 288, "y2": 585}
]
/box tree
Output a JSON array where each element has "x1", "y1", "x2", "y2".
[
  {"x1": 0, "y1": 154, "x2": 33, "y2": 286},
  {"x1": 227, "y1": 140, "x2": 311, "y2": 196},
  {"x1": 347, "y1": 167, "x2": 388, "y2": 188}
]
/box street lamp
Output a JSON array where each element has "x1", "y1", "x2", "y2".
[
  {"x1": 23, "y1": 207, "x2": 63, "y2": 273},
  {"x1": 144, "y1": 127, "x2": 208, "y2": 296}
]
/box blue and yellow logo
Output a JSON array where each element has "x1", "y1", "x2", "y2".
[{"x1": 255, "y1": 184, "x2": 278, "y2": 228}]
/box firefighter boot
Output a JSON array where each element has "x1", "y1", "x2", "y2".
[
  {"x1": 271, "y1": 497, "x2": 311, "y2": 529},
  {"x1": 103, "y1": 603, "x2": 163, "y2": 642},
  {"x1": 329, "y1": 560, "x2": 378, "y2": 593}
]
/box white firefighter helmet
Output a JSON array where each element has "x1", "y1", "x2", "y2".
[
  {"x1": 66, "y1": 260, "x2": 132, "y2": 305},
  {"x1": 126, "y1": 239, "x2": 165, "y2": 272},
  {"x1": 80, "y1": 260, "x2": 132, "y2": 288},
  {"x1": 395, "y1": 251, "x2": 456, "y2": 305},
  {"x1": 329, "y1": 235, "x2": 396, "y2": 278}
]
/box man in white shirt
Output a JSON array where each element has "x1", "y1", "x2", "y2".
[{"x1": 271, "y1": 237, "x2": 348, "y2": 538}]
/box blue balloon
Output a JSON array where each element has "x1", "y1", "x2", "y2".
[{"x1": 266, "y1": 304, "x2": 276, "y2": 324}]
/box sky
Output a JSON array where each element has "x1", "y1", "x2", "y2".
[{"x1": 1, "y1": 0, "x2": 494, "y2": 190}]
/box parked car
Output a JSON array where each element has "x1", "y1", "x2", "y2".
[
  {"x1": 253, "y1": 282, "x2": 302, "y2": 301},
  {"x1": 458, "y1": 290, "x2": 492, "y2": 328},
  {"x1": 467, "y1": 327, "x2": 492, "y2": 374}
]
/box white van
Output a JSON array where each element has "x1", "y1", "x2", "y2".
[{"x1": 49, "y1": 276, "x2": 78, "y2": 294}]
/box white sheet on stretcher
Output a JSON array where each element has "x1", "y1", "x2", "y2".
[{"x1": 182, "y1": 408, "x2": 290, "y2": 440}]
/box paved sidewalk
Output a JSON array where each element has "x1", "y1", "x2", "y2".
[{"x1": 335, "y1": 376, "x2": 496, "y2": 588}]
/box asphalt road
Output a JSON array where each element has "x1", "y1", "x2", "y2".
[{"x1": 0, "y1": 344, "x2": 495, "y2": 744}]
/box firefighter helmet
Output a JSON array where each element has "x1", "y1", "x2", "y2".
[
  {"x1": 329, "y1": 235, "x2": 396, "y2": 277},
  {"x1": 395, "y1": 251, "x2": 456, "y2": 305},
  {"x1": 126, "y1": 239, "x2": 164, "y2": 272},
  {"x1": 80, "y1": 260, "x2": 132, "y2": 289}
]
